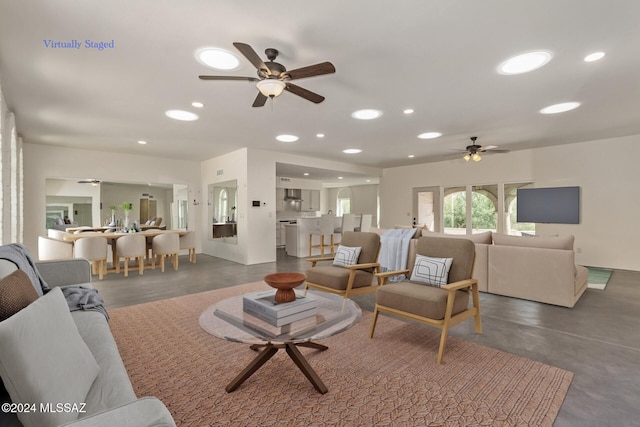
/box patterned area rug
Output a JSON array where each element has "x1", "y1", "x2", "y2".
[
  {"x1": 587, "y1": 267, "x2": 613, "y2": 290},
  {"x1": 109, "y1": 282, "x2": 573, "y2": 427}
]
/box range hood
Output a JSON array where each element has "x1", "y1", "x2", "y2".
[{"x1": 284, "y1": 188, "x2": 303, "y2": 201}]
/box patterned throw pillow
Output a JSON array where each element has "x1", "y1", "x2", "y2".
[
  {"x1": 409, "y1": 255, "x2": 453, "y2": 288},
  {"x1": 332, "y1": 245, "x2": 362, "y2": 267},
  {"x1": 0, "y1": 269, "x2": 39, "y2": 321}
]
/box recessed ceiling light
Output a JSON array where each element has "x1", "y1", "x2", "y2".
[
  {"x1": 539, "y1": 102, "x2": 581, "y2": 114},
  {"x1": 584, "y1": 52, "x2": 605, "y2": 62},
  {"x1": 338, "y1": 176, "x2": 343, "y2": 180},
  {"x1": 351, "y1": 109, "x2": 383, "y2": 120},
  {"x1": 417, "y1": 132, "x2": 442, "y2": 139},
  {"x1": 303, "y1": 172, "x2": 310, "y2": 176},
  {"x1": 408, "y1": 154, "x2": 415, "y2": 158},
  {"x1": 498, "y1": 51, "x2": 552, "y2": 75},
  {"x1": 366, "y1": 179, "x2": 371, "y2": 183},
  {"x1": 276, "y1": 134, "x2": 299, "y2": 142},
  {"x1": 165, "y1": 110, "x2": 199, "y2": 121},
  {"x1": 403, "y1": 109, "x2": 414, "y2": 115},
  {"x1": 137, "y1": 140, "x2": 147, "y2": 145},
  {"x1": 343, "y1": 149, "x2": 362, "y2": 154},
  {"x1": 316, "y1": 133, "x2": 325, "y2": 138},
  {"x1": 195, "y1": 47, "x2": 240, "y2": 70},
  {"x1": 191, "y1": 102, "x2": 204, "y2": 108}
]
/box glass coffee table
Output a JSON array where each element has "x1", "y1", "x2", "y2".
[{"x1": 199, "y1": 289, "x2": 361, "y2": 394}]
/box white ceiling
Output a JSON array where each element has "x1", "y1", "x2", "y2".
[{"x1": 1, "y1": 0, "x2": 639, "y2": 182}]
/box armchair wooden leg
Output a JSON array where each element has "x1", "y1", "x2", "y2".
[
  {"x1": 369, "y1": 305, "x2": 380, "y2": 338},
  {"x1": 123, "y1": 257, "x2": 130, "y2": 277},
  {"x1": 160, "y1": 254, "x2": 165, "y2": 272},
  {"x1": 138, "y1": 256, "x2": 144, "y2": 275},
  {"x1": 472, "y1": 284, "x2": 482, "y2": 334},
  {"x1": 115, "y1": 256, "x2": 120, "y2": 274},
  {"x1": 437, "y1": 327, "x2": 450, "y2": 365},
  {"x1": 173, "y1": 253, "x2": 178, "y2": 271}
]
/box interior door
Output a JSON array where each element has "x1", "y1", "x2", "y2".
[{"x1": 412, "y1": 186, "x2": 440, "y2": 232}]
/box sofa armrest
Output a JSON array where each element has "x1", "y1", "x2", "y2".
[
  {"x1": 35, "y1": 259, "x2": 92, "y2": 288},
  {"x1": 60, "y1": 397, "x2": 175, "y2": 427}
]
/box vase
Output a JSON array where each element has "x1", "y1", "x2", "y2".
[
  {"x1": 109, "y1": 210, "x2": 116, "y2": 227},
  {"x1": 124, "y1": 212, "x2": 130, "y2": 229}
]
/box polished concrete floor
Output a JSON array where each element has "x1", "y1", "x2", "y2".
[{"x1": 94, "y1": 250, "x2": 640, "y2": 427}]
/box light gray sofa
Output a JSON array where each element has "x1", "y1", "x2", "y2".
[{"x1": 0, "y1": 258, "x2": 176, "y2": 427}]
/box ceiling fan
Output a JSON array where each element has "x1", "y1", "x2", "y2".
[
  {"x1": 199, "y1": 42, "x2": 335, "y2": 107},
  {"x1": 456, "y1": 136, "x2": 510, "y2": 162},
  {"x1": 77, "y1": 179, "x2": 101, "y2": 186}
]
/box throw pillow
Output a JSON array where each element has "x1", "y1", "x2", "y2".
[
  {"x1": 410, "y1": 254, "x2": 453, "y2": 288},
  {"x1": 332, "y1": 245, "x2": 362, "y2": 267},
  {"x1": 0, "y1": 270, "x2": 39, "y2": 321},
  {"x1": 0, "y1": 287, "x2": 100, "y2": 427}
]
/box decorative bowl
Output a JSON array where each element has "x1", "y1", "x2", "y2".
[{"x1": 263, "y1": 272, "x2": 306, "y2": 303}]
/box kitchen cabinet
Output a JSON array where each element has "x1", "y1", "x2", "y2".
[
  {"x1": 276, "y1": 188, "x2": 285, "y2": 212},
  {"x1": 301, "y1": 190, "x2": 320, "y2": 212}
]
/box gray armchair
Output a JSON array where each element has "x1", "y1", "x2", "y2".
[
  {"x1": 369, "y1": 236, "x2": 482, "y2": 364},
  {"x1": 305, "y1": 231, "x2": 381, "y2": 298}
]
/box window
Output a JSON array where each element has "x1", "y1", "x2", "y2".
[
  {"x1": 218, "y1": 188, "x2": 228, "y2": 222},
  {"x1": 471, "y1": 184, "x2": 498, "y2": 233},
  {"x1": 443, "y1": 186, "x2": 466, "y2": 234},
  {"x1": 336, "y1": 187, "x2": 351, "y2": 216},
  {"x1": 504, "y1": 182, "x2": 535, "y2": 235}
]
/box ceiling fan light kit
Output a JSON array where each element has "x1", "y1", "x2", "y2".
[{"x1": 256, "y1": 79, "x2": 286, "y2": 98}]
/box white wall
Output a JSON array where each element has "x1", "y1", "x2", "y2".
[
  {"x1": 23, "y1": 143, "x2": 201, "y2": 255},
  {"x1": 326, "y1": 184, "x2": 379, "y2": 225},
  {"x1": 201, "y1": 148, "x2": 249, "y2": 264},
  {"x1": 380, "y1": 135, "x2": 639, "y2": 271}
]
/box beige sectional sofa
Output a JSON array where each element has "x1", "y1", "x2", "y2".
[{"x1": 371, "y1": 227, "x2": 588, "y2": 308}]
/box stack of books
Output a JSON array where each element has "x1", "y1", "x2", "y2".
[{"x1": 242, "y1": 290, "x2": 317, "y2": 327}]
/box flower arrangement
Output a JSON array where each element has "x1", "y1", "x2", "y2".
[{"x1": 120, "y1": 202, "x2": 133, "y2": 212}]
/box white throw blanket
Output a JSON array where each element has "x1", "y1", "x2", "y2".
[{"x1": 379, "y1": 228, "x2": 418, "y2": 282}]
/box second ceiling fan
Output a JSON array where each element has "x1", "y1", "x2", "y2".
[{"x1": 199, "y1": 42, "x2": 336, "y2": 107}]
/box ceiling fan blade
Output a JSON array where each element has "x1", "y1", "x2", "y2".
[
  {"x1": 478, "y1": 145, "x2": 510, "y2": 153},
  {"x1": 233, "y1": 42, "x2": 270, "y2": 76},
  {"x1": 285, "y1": 62, "x2": 336, "y2": 80},
  {"x1": 252, "y1": 92, "x2": 268, "y2": 108},
  {"x1": 285, "y1": 83, "x2": 325, "y2": 104},
  {"x1": 199, "y1": 75, "x2": 259, "y2": 82}
]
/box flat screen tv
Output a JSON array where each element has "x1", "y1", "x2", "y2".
[{"x1": 517, "y1": 186, "x2": 580, "y2": 224}]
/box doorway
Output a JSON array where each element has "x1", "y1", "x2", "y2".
[{"x1": 412, "y1": 186, "x2": 440, "y2": 231}]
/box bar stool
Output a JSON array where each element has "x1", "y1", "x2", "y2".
[
  {"x1": 309, "y1": 214, "x2": 335, "y2": 256},
  {"x1": 355, "y1": 214, "x2": 372, "y2": 232},
  {"x1": 333, "y1": 213, "x2": 357, "y2": 247}
]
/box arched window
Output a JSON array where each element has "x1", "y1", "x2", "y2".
[
  {"x1": 336, "y1": 187, "x2": 351, "y2": 216},
  {"x1": 218, "y1": 189, "x2": 228, "y2": 222}
]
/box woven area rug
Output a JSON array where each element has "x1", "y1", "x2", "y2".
[{"x1": 109, "y1": 282, "x2": 573, "y2": 427}]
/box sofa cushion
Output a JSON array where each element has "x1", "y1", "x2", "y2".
[
  {"x1": 410, "y1": 255, "x2": 453, "y2": 287},
  {"x1": 422, "y1": 230, "x2": 493, "y2": 244},
  {"x1": 0, "y1": 287, "x2": 100, "y2": 427},
  {"x1": 492, "y1": 233, "x2": 574, "y2": 250},
  {"x1": 332, "y1": 245, "x2": 361, "y2": 267},
  {"x1": 0, "y1": 270, "x2": 39, "y2": 321}
]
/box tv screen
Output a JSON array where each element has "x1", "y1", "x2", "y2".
[{"x1": 517, "y1": 186, "x2": 580, "y2": 224}]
